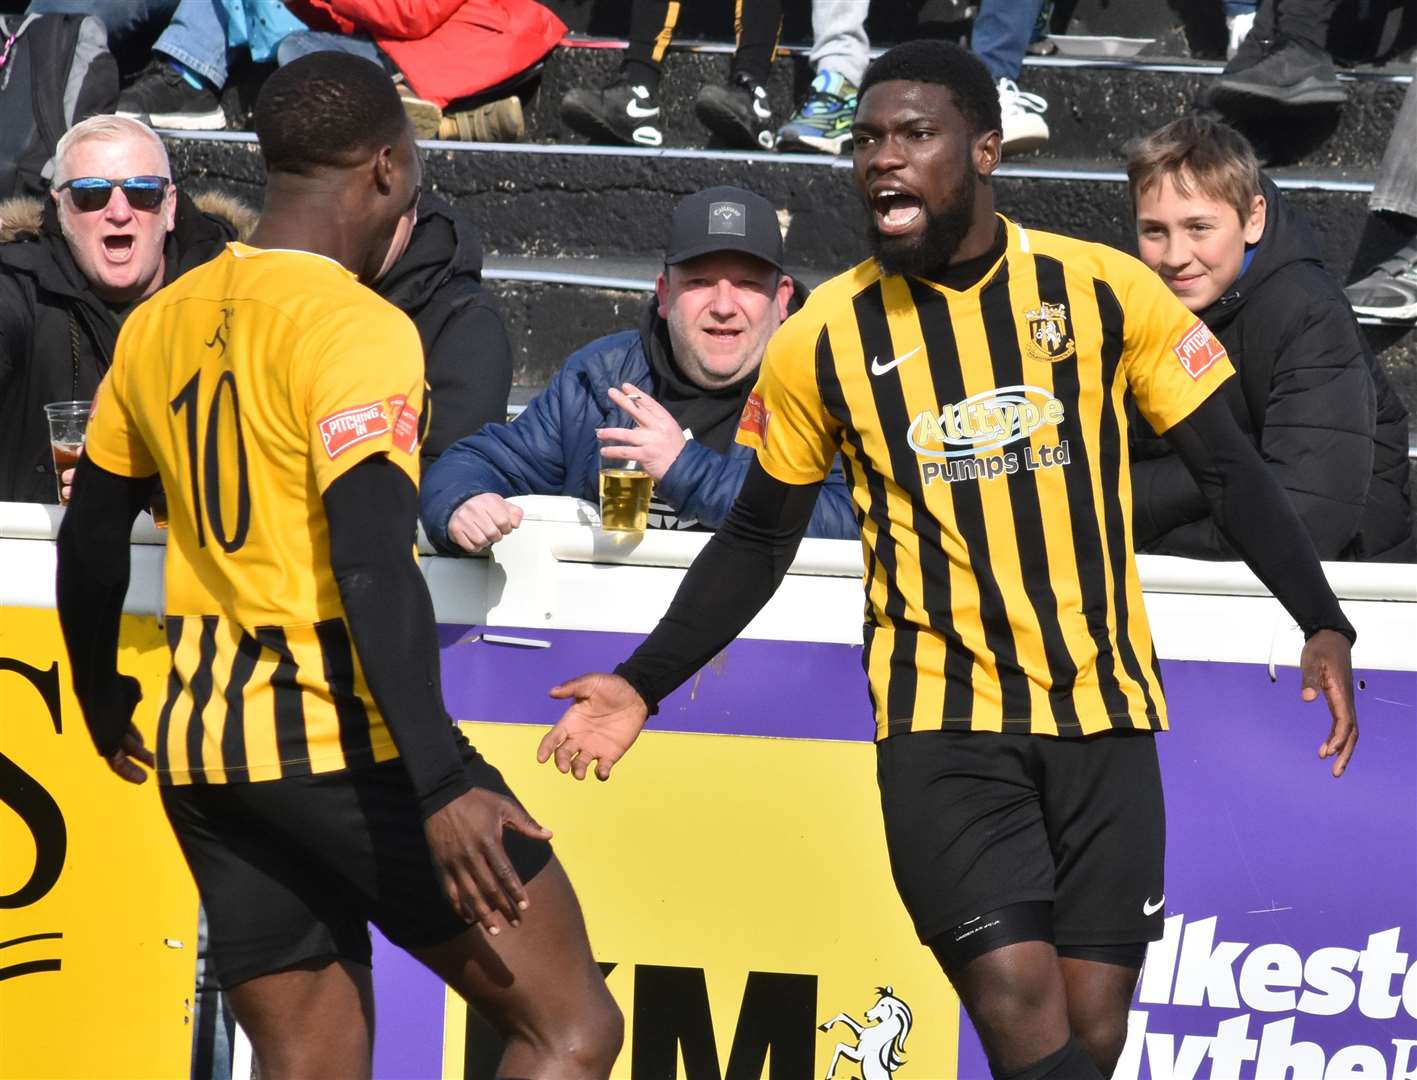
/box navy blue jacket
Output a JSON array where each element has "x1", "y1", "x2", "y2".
[{"x1": 420, "y1": 327, "x2": 859, "y2": 551}]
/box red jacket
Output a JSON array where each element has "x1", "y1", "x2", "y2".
[{"x1": 284, "y1": 0, "x2": 566, "y2": 107}]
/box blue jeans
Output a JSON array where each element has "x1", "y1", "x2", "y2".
[
  {"x1": 275, "y1": 30, "x2": 382, "y2": 70},
  {"x1": 153, "y1": 0, "x2": 308, "y2": 89},
  {"x1": 972, "y1": 0, "x2": 1047, "y2": 82}
]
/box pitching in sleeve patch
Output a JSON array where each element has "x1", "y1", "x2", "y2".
[
  {"x1": 738, "y1": 391, "x2": 771, "y2": 440},
  {"x1": 318, "y1": 400, "x2": 390, "y2": 460},
  {"x1": 1173, "y1": 318, "x2": 1226, "y2": 380},
  {"x1": 390, "y1": 395, "x2": 420, "y2": 455}
]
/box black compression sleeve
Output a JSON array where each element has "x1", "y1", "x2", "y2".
[
  {"x1": 615, "y1": 460, "x2": 821, "y2": 711},
  {"x1": 323, "y1": 456, "x2": 472, "y2": 818},
  {"x1": 56, "y1": 456, "x2": 153, "y2": 757},
  {"x1": 1164, "y1": 393, "x2": 1355, "y2": 642}
]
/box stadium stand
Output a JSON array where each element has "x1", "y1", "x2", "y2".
[{"x1": 143, "y1": 0, "x2": 1415, "y2": 441}]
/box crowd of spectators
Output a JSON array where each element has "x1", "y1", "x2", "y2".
[{"x1": 0, "y1": 0, "x2": 1413, "y2": 565}]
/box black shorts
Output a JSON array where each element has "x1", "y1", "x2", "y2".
[
  {"x1": 877, "y1": 728, "x2": 1165, "y2": 949},
  {"x1": 161, "y1": 742, "x2": 553, "y2": 989}
]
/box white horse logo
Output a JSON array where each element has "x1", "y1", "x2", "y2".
[{"x1": 819, "y1": 985, "x2": 913, "y2": 1079}]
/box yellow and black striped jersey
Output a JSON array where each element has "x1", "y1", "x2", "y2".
[
  {"x1": 738, "y1": 217, "x2": 1235, "y2": 739},
  {"x1": 85, "y1": 242, "x2": 424, "y2": 784}
]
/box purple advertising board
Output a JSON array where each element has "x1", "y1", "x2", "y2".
[{"x1": 369, "y1": 625, "x2": 1416, "y2": 1080}]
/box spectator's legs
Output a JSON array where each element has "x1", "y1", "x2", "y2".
[
  {"x1": 151, "y1": 0, "x2": 232, "y2": 91},
  {"x1": 777, "y1": 0, "x2": 868, "y2": 155},
  {"x1": 1209, "y1": 0, "x2": 1344, "y2": 107},
  {"x1": 1345, "y1": 79, "x2": 1417, "y2": 320},
  {"x1": 622, "y1": 0, "x2": 679, "y2": 92},
  {"x1": 730, "y1": 0, "x2": 784, "y2": 86},
  {"x1": 114, "y1": 0, "x2": 229, "y2": 129},
  {"x1": 973, "y1": 0, "x2": 1050, "y2": 155},
  {"x1": 560, "y1": 0, "x2": 671, "y2": 146},
  {"x1": 1223, "y1": 0, "x2": 1258, "y2": 58},
  {"x1": 808, "y1": 0, "x2": 869, "y2": 87},
  {"x1": 1370, "y1": 77, "x2": 1417, "y2": 220},
  {"x1": 1273, "y1": 0, "x2": 1340, "y2": 53},
  {"x1": 694, "y1": 0, "x2": 783, "y2": 149},
  {"x1": 274, "y1": 31, "x2": 382, "y2": 68},
  {"x1": 972, "y1": 0, "x2": 1045, "y2": 83}
]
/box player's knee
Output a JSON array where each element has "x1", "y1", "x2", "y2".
[
  {"x1": 1072, "y1": 1015, "x2": 1127, "y2": 1078},
  {"x1": 557, "y1": 992, "x2": 623, "y2": 1076}
]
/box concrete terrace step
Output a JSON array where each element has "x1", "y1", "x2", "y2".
[
  {"x1": 524, "y1": 43, "x2": 1409, "y2": 170},
  {"x1": 160, "y1": 133, "x2": 1413, "y2": 423},
  {"x1": 479, "y1": 259, "x2": 1416, "y2": 414},
  {"x1": 163, "y1": 135, "x2": 1384, "y2": 284}
]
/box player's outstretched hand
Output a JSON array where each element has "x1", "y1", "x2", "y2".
[
  {"x1": 1300, "y1": 629, "x2": 1358, "y2": 778},
  {"x1": 424, "y1": 789, "x2": 552, "y2": 934},
  {"x1": 107, "y1": 722, "x2": 155, "y2": 784},
  {"x1": 540, "y1": 673, "x2": 649, "y2": 781}
]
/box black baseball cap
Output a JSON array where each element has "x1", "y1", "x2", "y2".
[{"x1": 664, "y1": 185, "x2": 784, "y2": 272}]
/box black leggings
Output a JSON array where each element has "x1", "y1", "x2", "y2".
[{"x1": 624, "y1": 0, "x2": 783, "y2": 86}]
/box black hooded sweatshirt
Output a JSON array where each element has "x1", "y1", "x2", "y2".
[
  {"x1": 1131, "y1": 174, "x2": 1415, "y2": 562},
  {"x1": 374, "y1": 193, "x2": 512, "y2": 472},
  {"x1": 0, "y1": 189, "x2": 236, "y2": 504}
]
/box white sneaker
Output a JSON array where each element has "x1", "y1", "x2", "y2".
[
  {"x1": 1226, "y1": 11, "x2": 1256, "y2": 59},
  {"x1": 997, "y1": 78, "x2": 1049, "y2": 155}
]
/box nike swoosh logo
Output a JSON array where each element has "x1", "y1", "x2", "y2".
[
  {"x1": 626, "y1": 100, "x2": 660, "y2": 119},
  {"x1": 870, "y1": 346, "x2": 922, "y2": 376},
  {"x1": 1143, "y1": 895, "x2": 1165, "y2": 916}
]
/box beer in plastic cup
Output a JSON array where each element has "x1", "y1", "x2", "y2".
[
  {"x1": 599, "y1": 451, "x2": 651, "y2": 532},
  {"x1": 149, "y1": 486, "x2": 169, "y2": 529},
  {"x1": 43, "y1": 401, "x2": 91, "y2": 505}
]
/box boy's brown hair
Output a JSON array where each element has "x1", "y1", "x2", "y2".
[{"x1": 1126, "y1": 114, "x2": 1262, "y2": 221}]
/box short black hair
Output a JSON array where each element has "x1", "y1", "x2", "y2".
[
  {"x1": 253, "y1": 53, "x2": 408, "y2": 176},
  {"x1": 858, "y1": 40, "x2": 1002, "y2": 139}
]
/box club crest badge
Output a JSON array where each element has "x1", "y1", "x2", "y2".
[{"x1": 1023, "y1": 301, "x2": 1076, "y2": 363}]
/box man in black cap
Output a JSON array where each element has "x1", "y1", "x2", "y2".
[{"x1": 420, "y1": 184, "x2": 857, "y2": 549}]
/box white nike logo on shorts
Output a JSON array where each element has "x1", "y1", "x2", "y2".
[
  {"x1": 871, "y1": 346, "x2": 922, "y2": 376},
  {"x1": 1143, "y1": 895, "x2": 1165, "y2": 916}
]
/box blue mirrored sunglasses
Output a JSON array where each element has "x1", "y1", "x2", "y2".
[{"x1": 57, "y1": 175, "x2": 170, "y2": 213}]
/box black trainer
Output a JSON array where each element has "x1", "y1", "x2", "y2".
[
  {"x1": 116, "y1": 59, "x2": 227, "y2": 130},
  {"x1": 695, "y1": 72, "x2": 775, "y2": 151},
  {"x1": 561, "y1": 79, "x2": 663, "y2": 147},
  {"x1": 1209, "y1": 39, "x2": 1347, "y2": 108}
]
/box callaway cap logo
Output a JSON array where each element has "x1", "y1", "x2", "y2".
[{"x1": 708, "y1": 201, "x2": 747, "y2": 236}]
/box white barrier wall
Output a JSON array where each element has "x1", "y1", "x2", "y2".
[{"x1": 2, "y1": 498, "x2": 1414, "y2": 1080}]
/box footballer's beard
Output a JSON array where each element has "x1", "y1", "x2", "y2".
[{"x1": 867, "y1": 172, "x2": 977, "y2": 279}]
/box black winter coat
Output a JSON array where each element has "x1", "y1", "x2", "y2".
[
  {"x1": 0, "y1": 189, "x2": 238, "y2": 503},
  {"x1": 374, "y1": 193, "x2": 512, "y2": 472},
  {"x1": 1131, "y1": 175, "x2": 1415, "y2": 562}
]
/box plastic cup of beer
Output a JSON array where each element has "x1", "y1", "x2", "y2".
[
  {"x1": 43, "y1": 400, "x2": 91, "y2": 505},
  {"x1": 599, "y1": 450, "x2": 651, "y2": 532}
]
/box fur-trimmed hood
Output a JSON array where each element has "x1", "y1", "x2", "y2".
[{"x1": 0, "y1": 187, "x2": 256, "y2": 245}]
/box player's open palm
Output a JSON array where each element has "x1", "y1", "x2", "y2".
[
  {"x1": 540, "y1": 673, "x2": 648, "y2": 781},
  {"x1": 424, "y1": 788, "x2": 552, "y2": 933},
  {"x1": 1300, "y1": 629, "x2": 1358, "y2": 778}
]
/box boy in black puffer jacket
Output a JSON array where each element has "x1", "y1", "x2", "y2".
[{"x1": 1126, "y1": 114, "x2": 1414, "y2": 562}]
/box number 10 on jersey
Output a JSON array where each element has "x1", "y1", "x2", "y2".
[{"x1": 169, "y1": 369, "x2": 251, "y2": 554}]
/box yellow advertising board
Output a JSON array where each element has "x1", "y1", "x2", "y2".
[
  {"x1": 1, "y1": 608, "x2": 197, "y2": 1080},
  {"x1": 440, "y1": 723, "x2": 962, "y2": 1080}
]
